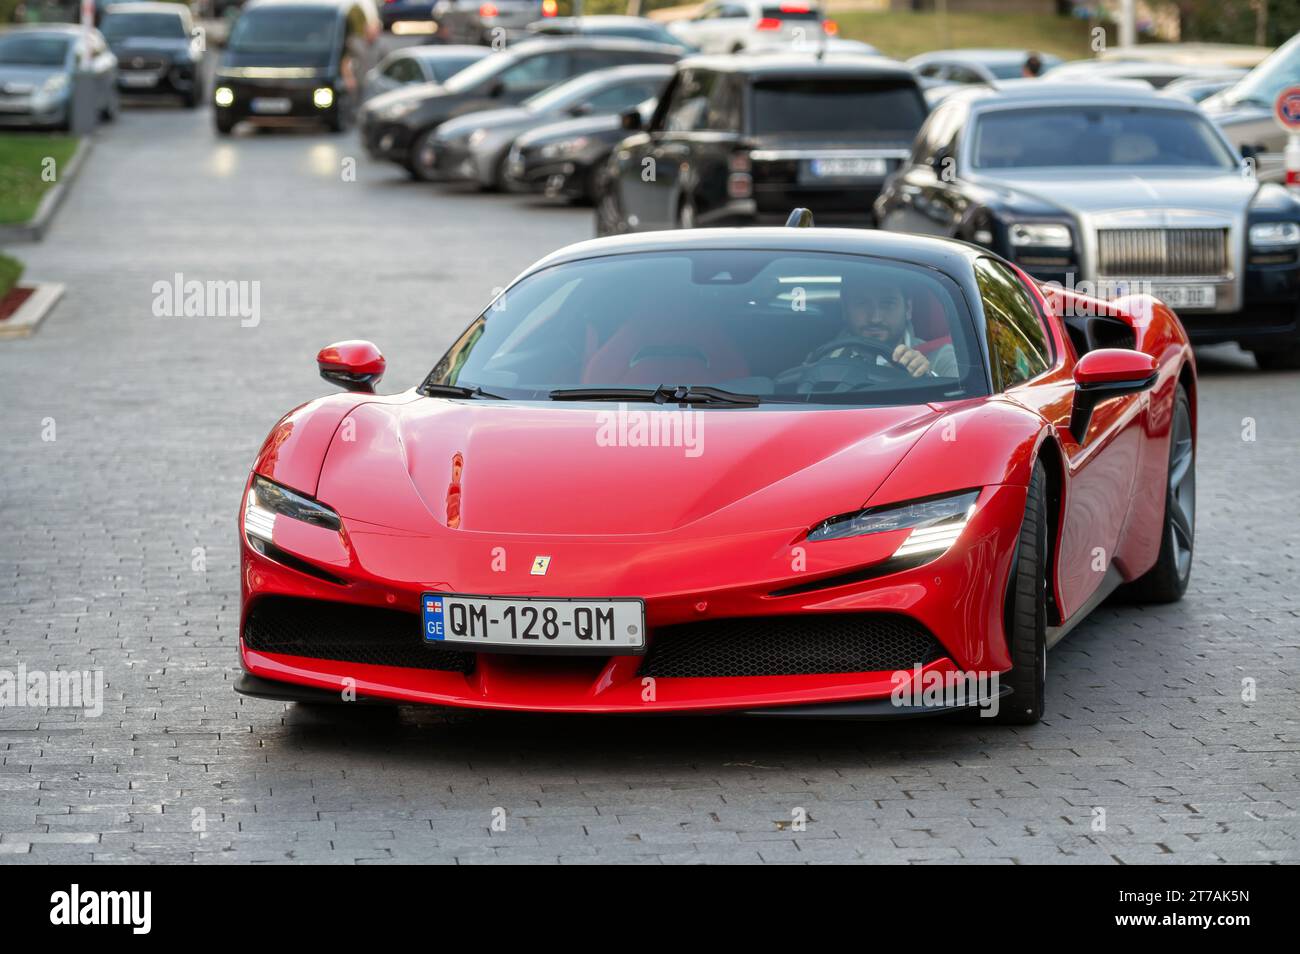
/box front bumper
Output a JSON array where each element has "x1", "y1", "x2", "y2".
[
  {"x1": 214, "y1": 77, "x2": 339, "y2": 123},
  {"x1": 117, "y1": 61, "x2": 198, "y2": 96},
  {"x1": 361, "y1": 112, "x2": 417, "y2": 164},
  {"x1": 236, "y1": 482, "x2": 1026, "y2": 716}
]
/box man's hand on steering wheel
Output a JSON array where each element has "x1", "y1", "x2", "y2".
[{"x1": 891, "y1": 345, "x2": 932, "y2": 378}]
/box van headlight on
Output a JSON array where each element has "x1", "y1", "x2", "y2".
[
  {"x1": 808, "y1": 489, "x2": 980, "y2": 557},
  {"x1": 213, "y1": 86, "x2": 234, "y2": 107},
  {"x1": 313, "y1": 87, "x2": 334, "y2": 109}
]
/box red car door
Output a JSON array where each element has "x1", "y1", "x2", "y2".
[{"x1": 976, "y1": 259, "x2": 1145, "y2": 620}]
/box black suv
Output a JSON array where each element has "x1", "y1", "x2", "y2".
[
  {"x1": 596, "y1": 54, "x2": 928, "y2": 234},
  {"x1": 360, "y1": 37, "x2": 682, "y2": 179},
  {"x1": 212, "y1": 0, "x2": 376, "y2": 134}
]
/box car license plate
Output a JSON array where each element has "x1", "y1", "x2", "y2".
[
  {"x1": 1150, "y1": 283, "x2": 1216, "y2": 309},
  {"x1": 422, "y1": 593, "x2": 646, "y2": 653},
  {"x1": 120, "y1": 73, "x2": 158, "y2": 88},
  {"x1": 251, "y1": 97, "x2": 292, "y2": 115},
  {"x1": 808, "y1": 156, "x2": 887, "y2": 179}
]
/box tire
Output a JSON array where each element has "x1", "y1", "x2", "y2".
[
  {"x1": 1118, "y1": 384, "x2": 1194, "y2": 603},
  {"x1": 1253, "y1": 345, "x2": 1300, "y2": 370},
  {"x1": 992, "y1": 460, "x2": 1049, "y2": 725},
  {"x1": 409, "y1": 127, "x2": 441, "y2": 182},
  {"x1": 100, "y1": 89, "x2": 118, "y2": 122},
  {"x1": 214, "y1": 111, "x2": 235, "y2": 135},
  {"x1": 677, "y1": 194, "x2": 697, "y2": 230},
  {"x1": 183, "y1": 88, "x2": 200, "y2": 109},
  {"x1": 594, "y1": 170, "x2": 626, "y2": 237}
]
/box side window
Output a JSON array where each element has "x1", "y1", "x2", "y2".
[
  {"x1": 585, "y1": 80, "x2": 663, "y2": 113},
  {"x1": 499, "y1": 53, "x2": 570, "y2": 93},
  {"x1": 975, "y1": 258, "x2": 1051, "y2": 389},
  {"x1": 916, "y1": 63, "x2": 944, "y2": 80},
  {"x1": 704, "y1": 74, "x2": 740, "y2": 132},
  {"x1": 911, "y1": 103, "x2": 954, "y2": 168},
  {"x1": 664, "y1": 69, "x2": 715, "y2": 132},
  {"x1": 947, "y1": 66, "x2": 983, "y2": 85}
]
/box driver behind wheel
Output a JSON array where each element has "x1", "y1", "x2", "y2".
[{"x1": 818, "y1": 273, "x2": 958, "y2": 378}]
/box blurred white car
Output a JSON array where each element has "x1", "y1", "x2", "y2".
[{"x1": 668, "y1": 0, "x2": 833, "y2": 55}]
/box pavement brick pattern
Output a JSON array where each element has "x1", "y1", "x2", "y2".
[{"x1": 1, "y1": 106, "x2": 1297, "y2": 864}]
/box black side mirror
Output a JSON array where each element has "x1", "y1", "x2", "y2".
[
  {"x1": 1240, "y1": 143, "x2": 1259, "y2": 162},
  {"x1": 620, "y1": 108, "x2": 642, "y2": 131},
  {"x1": 488, "y1": 80, "x2": 505, "y2": 98}
]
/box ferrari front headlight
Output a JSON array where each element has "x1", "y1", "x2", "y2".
[
  {"x1": 808, "y1": 490, "x2": 979, "y2": 555},
  {"x1": 244, "y1": 475, "x2": 341, "y2": 542}
]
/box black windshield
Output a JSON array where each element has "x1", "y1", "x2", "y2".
[
  {"x1": 101, "y1": 13, "x2": 187, "y2": 40},
  {"x1": 751, "y1": 79, "x2": 926, "y2": 138}
]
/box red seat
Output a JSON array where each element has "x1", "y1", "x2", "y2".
[{"x1": 582, "y1": 321, "x2": 749, "y2": 386}]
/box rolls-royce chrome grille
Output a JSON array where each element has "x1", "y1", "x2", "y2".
[{"x1": 1096, "y1": 227, "x2": 1229, "y2": 277}]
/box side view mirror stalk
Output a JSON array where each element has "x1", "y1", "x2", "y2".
[
  {"x1": 619, "y1": 107, "x2": 642, "y2": 131},
  {"x1": 1069, "y1": 348, "x2": 1158, "y2": 440},
  {"x1": 317, "y1": 340, "x2": 385, "y2": 393}
]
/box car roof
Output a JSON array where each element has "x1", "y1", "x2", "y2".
[
  {"x1": 521, "y1": 226, "x2": 984, "y2": 281},
  {"x1": 100, "y1": 1, "x2": 188, "y2": 13},
  {"x1": 953, "y1": 79, "x2": 1195, "y2": 110},
  {"x1": 0, "y1": 24, "x2": 85, "y2": 35},
  {"x1": 909, "y1": 48, "x2": 1056, "y2": 66},
  {"x1": 401, "y1": 44, "x2": 490, "y2": 60},
  {"x1": 538, "y1": 16, "x2": 665, "y2": 27},
  {"x1": 505, "y1": 36, "x2": 687, "y2": 55},
  {"x1": 242, "y1": 0, "x2": 353, "y2": 12},
  {"x1": 675, "y1": 52, "x2": 915, "y2": 80}
]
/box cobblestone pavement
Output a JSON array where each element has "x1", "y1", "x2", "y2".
[{"x1": 1, "y1": 103, "x2": 1298, "y2": 864}]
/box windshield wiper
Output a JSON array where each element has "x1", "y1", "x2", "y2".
[
  {"x1": 422, "y1": 383, "x2": 507, "y2": 400},
  {"x1": 548, "y1": 385, "x2": 761, "y2": 406}
]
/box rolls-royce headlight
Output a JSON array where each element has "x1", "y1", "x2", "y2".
[
  {"x1": 1009, "y1": 223, "x2": 1072, "y2": 249},
  {"x1": 808, "y1": 490, "x2": 980, "y2": 556},
  {"x1": 1249, "y1": 222, "x2": 1300, "y2": 248}
]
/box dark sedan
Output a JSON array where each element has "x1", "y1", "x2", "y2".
[
  {"x1": 504, "y1": 96, "x2": 657, "y2": 202},
  {"x1": 874, "y1": 81, "x2": 1300, "y2": 369},
  {"x1": 101, "y1": 3, "x2": 202, "y2": 107},
  {"x1": 596, "y1": 54, "x2": 928, "y2": 234},
  {"x1": 429, "y1": 63, "x2": 670, "y2": 189},
  {"x1": 359, "y1": 36, "x2": 682, "y2": 180}
]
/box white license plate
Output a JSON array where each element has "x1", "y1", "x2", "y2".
[
  {"x1": 250, "y1": 97, "x2": 292, "y2": 115},
  {"x1": 120, "y1": 73, "x2": 159, "y2": 87},
  {"x1": 1150, "y1": 283, "x2": 1216, "y2": 309},
  {"x1": 809, "y1": 156, "x2": 887, "y2": 178},
  {"x1": 422, "y1": 593, "x2": 646, "y2": 653}
]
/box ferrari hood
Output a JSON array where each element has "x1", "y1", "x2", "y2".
[{"x1": 315, "y1": 398, "x2": 942, "y2": 537}]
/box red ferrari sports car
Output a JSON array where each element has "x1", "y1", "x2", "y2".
[{"x1": 236, "y1": 216, "x2": 1196, "y2": 724}]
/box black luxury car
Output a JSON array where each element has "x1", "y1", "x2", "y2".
[
  {"x1": 100, "y1": 2, "x2": 202, "y2": 108},
  {"x1": 429, "y1": 63, "x2": 671, "y2": 189},
  {"x1": 595, "y1": 54, "x2": 928, "y2": 234},
  {"x1": 873, "y1": 80, "x2": 1300, "y2": 368},
  {"x1": 212, "y1": 0, "x2": 378, "y2": 134},
  {"x1": 359, "y1": 36, "x2": 682, "y2": 180},
  {"x1": 504, "y1": 97, "x2": 658, "y2": 202}
]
